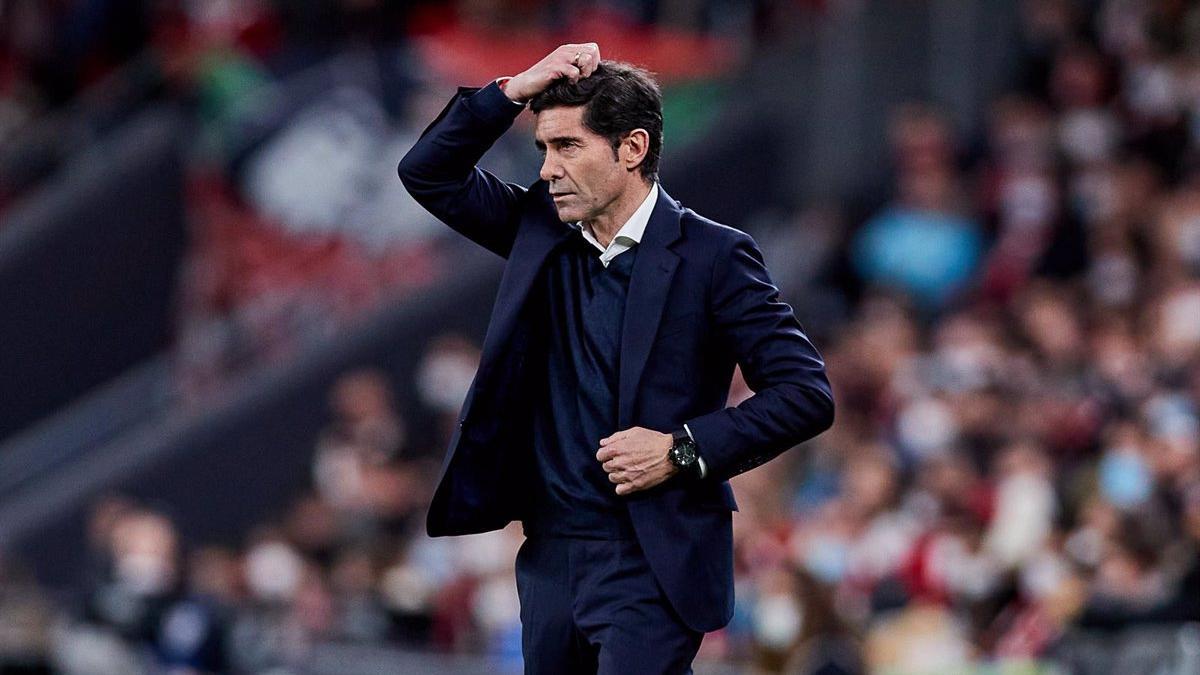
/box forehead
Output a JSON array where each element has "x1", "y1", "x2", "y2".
[{"x1": 534, "y1": 106, "x2": 599, "y2": 142}]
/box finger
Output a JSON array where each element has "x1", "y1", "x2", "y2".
[
  {"x1": 580, "y1": 45, "x2": 599, "y2": 75},
  {"x1": 608, "y1": 471, "x2": 626, "y2": 484},
  {"x1": 601, "y1": 429, "x2": 631, "y2": 444},
  {"x1": 596, "y1": 447, "x2": 615, "y2": 462}
]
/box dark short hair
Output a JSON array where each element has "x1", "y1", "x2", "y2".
[{"x1": 529, "y1": 60, "x2": 664, "y2": 182}]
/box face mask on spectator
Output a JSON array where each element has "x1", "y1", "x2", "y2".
[
  {"x1": 896, "y1": 397, "x2": 958, "y2": 459},
  {"x1": 753, "y1": 592, "x2": 803, "y2": 650},
  {"x1": 1001, "y1": 174, "x2": 1057, "y2": 228},
  {"x1": 1124, "y1": 61, "x2": 1179, "y2": 120},
  {"x1": 380, "y1": 563, "x2": 436, "y2": 614},
  {"x1": 1099, "y1": 447, "x2": 1153, "y2": 508},
  {"x1": 115, "y1": 551, "x2": 174, "y2": 597},
  {"x1": 417, "y1": 350, "x2": 479, "y2": 413},
  {"x1": 244, "y1": 541, "x2": 304, "y2": 603},
  {"x1": 1019, "y1": 549, "x2": 1071, "y2": 600},
  {"x1": 802, "y1": 534, "x2": 850, "y2": 583},
  {"x1": 1144, "y1": 393, "x2": 1199, "y2": 448},
  {"x1": 1160, "y1": 289, "x2": 1200, "y2": 355},
  {"x1": 1058, "y1": 109, "x2": 1119, "y2": 164}
]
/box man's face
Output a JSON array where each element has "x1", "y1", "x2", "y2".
[{"x1": 534, "y1": 106, "x2": 630, "y2": 223}]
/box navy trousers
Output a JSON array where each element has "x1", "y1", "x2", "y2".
[{"x1": 513, "y1": 534, "x2": 704, "y2": 675}]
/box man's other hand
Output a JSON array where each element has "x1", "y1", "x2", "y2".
[
  {"x1": 504, "y1": 43, "x2": 601, "y2": 104},
  {"x1": 597, "y1": 426, "x2": 678, "y2": 496}
]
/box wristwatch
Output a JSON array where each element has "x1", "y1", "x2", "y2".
[{"x1": 668, "y1": 428, "x2": 701, "y2": 477}]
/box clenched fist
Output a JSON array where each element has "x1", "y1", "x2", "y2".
[
  {"x1": 596, "y1": 426, "x2": 678, "y2": 496},
  {"x1": 503, "y1": 43, "x2": 601, "y2": 104}
]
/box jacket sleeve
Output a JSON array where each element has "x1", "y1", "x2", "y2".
[
  {"x1": 683, "y1": 231, "x2": 835, "y2": 483},
  {"x1": 397, "y1": 81, "x2": 529, "y2": 259}
]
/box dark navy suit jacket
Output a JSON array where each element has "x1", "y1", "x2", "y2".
[{"x1": 397, "y1": 81, "x2": 834, "y2": 633}]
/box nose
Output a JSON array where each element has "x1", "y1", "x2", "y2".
[{"x1": 540, "y1": 153, "x2": 562, "y2": 183}]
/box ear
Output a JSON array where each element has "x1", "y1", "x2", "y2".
[{"x1": 620, "y1": 129, "x2": 650, "y2": 173}]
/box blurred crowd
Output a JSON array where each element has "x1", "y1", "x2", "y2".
[
  {"x1": 0, "y1": 343, "x2": 484, "y2": 674},
  {"x1": 767, "y1": 0, "x2": 1200, "y2": 671},
  {"x1": 5, "y1": 0, "x2": 1200, "y2": 674}
]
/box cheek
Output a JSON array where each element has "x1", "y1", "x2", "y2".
[
  {"x1": 580, "y1": 164, "x2": 619, "y2": 198},
  {"x1": 570, "y1": 153, "x2": 618, "y2": 193}
]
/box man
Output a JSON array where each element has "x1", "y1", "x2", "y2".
[{"x1": 398, "y1": 43, "x2": 834, "y2": 674}]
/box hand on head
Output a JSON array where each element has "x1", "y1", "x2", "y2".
[{"x1": 504, "y1": 43, "x2": 601, "y2": 104}]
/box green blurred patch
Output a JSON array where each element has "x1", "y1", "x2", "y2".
[{"x1": 661, "y1": 79, "x2": 728, "y2": 148}]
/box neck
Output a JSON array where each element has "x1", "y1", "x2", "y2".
[{"x1": 582, "y1": 180, "x2": 653, "y2": 248}]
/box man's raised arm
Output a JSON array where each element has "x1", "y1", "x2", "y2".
[{"x1": 396, "y1": 43, "x2": 601, "y2": 259}]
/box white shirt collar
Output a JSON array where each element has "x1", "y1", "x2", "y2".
[{"x1": 571, "y1": 182, "x2": 658, "y2": 268}]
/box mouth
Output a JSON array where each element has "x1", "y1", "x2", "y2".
[{"x1": 551, "y1": 192, "x2": 574, "y2": 200}]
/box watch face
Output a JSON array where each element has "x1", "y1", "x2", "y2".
[{"x1": 671, "y1": 439, "x2": 697, "y2": 467}]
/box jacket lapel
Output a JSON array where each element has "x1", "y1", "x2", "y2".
[
  {"x1": 618, "y1": 185, "x2": 683, "y2": 429},
  {"x1": 473, "y1": 184, "x2": 684, "y2": 430}
]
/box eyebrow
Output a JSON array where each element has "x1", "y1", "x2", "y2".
[{"x1": 534, "y1": 136, "x2": 584, "y2": 151}]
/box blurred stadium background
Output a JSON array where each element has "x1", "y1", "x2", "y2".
[{"x1": 2, "y1": 0, "x2": 1200, "y2": 673}]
